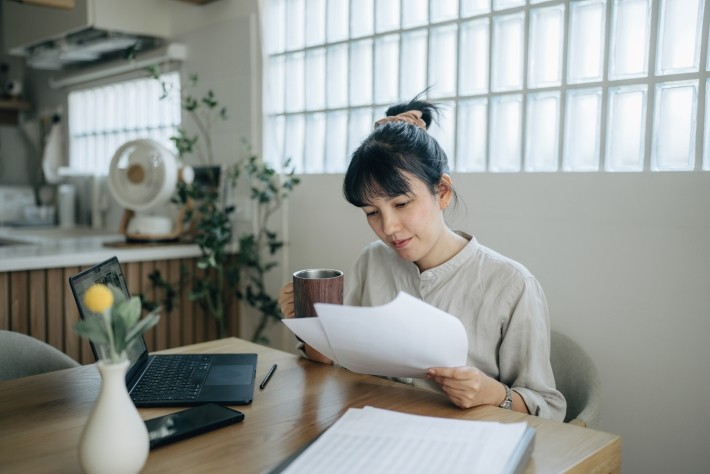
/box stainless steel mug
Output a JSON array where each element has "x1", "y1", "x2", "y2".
[{"x1": 293, "y1": 269, "x2": 344, "y2": 318}]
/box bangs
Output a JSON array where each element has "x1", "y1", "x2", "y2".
[
  {"x1": 343, "y1": 119, "x2": 445, "y2": 208},
  {"x1": 343, "y1": 151, "x2": 413, "y2": 207}
]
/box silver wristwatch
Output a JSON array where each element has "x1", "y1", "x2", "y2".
[{"x1": 499, "y1": 384, "x2": 513, "y2": 409}]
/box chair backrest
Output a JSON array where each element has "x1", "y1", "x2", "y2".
[
  {"x1": 549, "y1": 329, "x2": 602, "y2": 428},
  {"x1": 0, "y1": 330, "x2": 80, "y2": 382}
]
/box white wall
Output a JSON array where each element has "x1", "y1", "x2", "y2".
[{"x1": 281, "y1": 172, "x2": 710, "y2": 474}]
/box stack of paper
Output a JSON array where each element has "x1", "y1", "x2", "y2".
[
  {"x1": 282, "y1": 292, "x2": 469, "y2": 378},
  {"x1": 275, "y1": 407, "x2": 534, "y2": 474}
]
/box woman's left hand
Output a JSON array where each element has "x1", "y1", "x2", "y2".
[{"x1": 426, "y1": 366, "x2": 503, "y2": 409}]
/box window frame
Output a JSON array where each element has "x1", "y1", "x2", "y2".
[{"x1": 263, "y1": 0, "x2": 710, "y2": 174}]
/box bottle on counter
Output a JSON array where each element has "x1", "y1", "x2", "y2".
[{"x1": 58, "y1": 184, "x2": 76, "y2": 229}]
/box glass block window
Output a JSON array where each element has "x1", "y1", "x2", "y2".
[
  {"x1": 263, "y1": 0, "x2": 710, "y2": 173},
  {"x1": 68, "y1": 72, "x2": 181, "y2": 175}
]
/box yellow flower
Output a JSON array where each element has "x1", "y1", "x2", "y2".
[{"x1": 84, "y1": 284, "x2": 114, "y2": 313}]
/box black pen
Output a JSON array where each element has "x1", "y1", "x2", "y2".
[{"x1": 260, "y1": 363, "x2": 277, "y2": 390}]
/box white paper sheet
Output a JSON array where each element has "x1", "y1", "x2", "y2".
[
  {"x1": 279, "y1": 406, "x2": 531, "y2": 474},
  {"x1": 282, "y1": 291, "x2": 468, "y2": 378}
]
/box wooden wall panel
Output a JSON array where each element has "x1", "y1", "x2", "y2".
[
  {"x1": 140, "y1": 261, "x2": 156, "y2": 353},
  {"x1": 226, "y1": 255, "x2": 240, "y2": 338},
  {"x1": 167, "y1": 259, "x2": 182, "y2": 348},
  {"x1": 0, "y1": 256, "x2": 240, "y2": 363},
  {"x1": 227, "y1": 288, "x2": 239, "y2": 338},
  {"x1": 0, "y1": 272, "x2": 8, "y2": 330},
  {"x1": 154, "y1": 259, "x2": 169, "y2": 351},
  {"x1": 181, "y1": 259, "x2": 195, "y2": 346},
  {"x1": 29, "y1": 270, "x2": 47, "y2": 341},
  {"x1": 194, "y1": 262, "x2": 206, "y2": 343},
  {"x1": 124, "y1": 261, "x2": 140, "y2": 294},
  {"x1": 46, "y1": 268, "x2": 64, "y2": 351},
  {"x1": 10, "y1": 272, "x2": 28, "y2": 334}
]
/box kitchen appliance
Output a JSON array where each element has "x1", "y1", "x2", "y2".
[
  {"x1": 2, "y1": 0, "x2": 170, "y2": 70},
  {"x1": 107, "y1": 139, "x2": 192, "y2": 242}
]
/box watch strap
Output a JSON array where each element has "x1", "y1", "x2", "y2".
[{"x1": 499, "y1": 384, "x2": 513, "y2": 409}]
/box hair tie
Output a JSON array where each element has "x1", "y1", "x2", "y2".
[{"x1": 374, "y1": 110, "x2": 427, "y2": 131}]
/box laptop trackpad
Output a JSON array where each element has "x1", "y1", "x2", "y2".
[{"x1": 205, "y1": 365, "x2": 252, "y2": 386}]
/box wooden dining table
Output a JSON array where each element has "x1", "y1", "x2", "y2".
[{"x1": 0, "y1": 337, "x2": 621, "y2": 473}]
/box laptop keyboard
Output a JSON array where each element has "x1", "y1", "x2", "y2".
[{"x1": 131, "y1": 355, "x2": 212, "y2": 401}]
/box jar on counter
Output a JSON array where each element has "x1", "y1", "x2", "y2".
[{"x1": 57, "y1": 184, "x2": 76, "y2": 229}]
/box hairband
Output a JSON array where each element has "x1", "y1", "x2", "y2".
[{"x1": 374, "y1": 110, "x2": 427, "y2": 131}]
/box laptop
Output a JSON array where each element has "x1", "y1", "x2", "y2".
[{"x1": 69, "y1": 256, "x2": 257, "y2": 407}]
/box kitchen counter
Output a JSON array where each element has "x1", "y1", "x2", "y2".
[
  {"x1": 0, "y1": 226, "x2": 237, "y2": 365},
  {"x1": 0, "y1": 226, "x2": 203, "y2": 272}
]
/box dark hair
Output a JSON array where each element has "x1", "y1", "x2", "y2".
[{"x1": 343, "y1": 93, "x2": 453, "y2": 207}]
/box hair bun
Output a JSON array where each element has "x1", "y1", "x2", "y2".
[
  {"x1": 383, "y1": 90, "x2": 439, "y2": 129},
  {"x1": 374, "y1": 110, "x2": 427, "y2": 130}
]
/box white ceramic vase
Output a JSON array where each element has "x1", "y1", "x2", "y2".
[{"x1": 79, "y1": 359, "x2": 149, "y2": 474}]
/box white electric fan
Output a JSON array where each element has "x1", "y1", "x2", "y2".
[{"x1": 108, "y1": 139, "x2": 193, "y2": 242}]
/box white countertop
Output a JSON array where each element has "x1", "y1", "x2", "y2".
[{"x1": 0, "y1": 226, "x2": 202, "y2": 272}]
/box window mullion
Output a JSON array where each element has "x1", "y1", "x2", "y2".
[
  {"x1": 453, "y1": 0, "x2": 461, "y2": 170},
  {"x1": 598, "y1": 0, "x2": 614, "y2": 172},
  {"x1": 485, "y1": 9, "x2": 494, "y2": 172},
  {"x1": 643, "y1": 0, "x2": 660, "y2": 171},
  {"x1": 397, "y1": 0, "x2": 404, "y2": 103},
  {"x1": 557, "y1": 0, "x2": 572, "y2": 172},
  {"x1": 370, "y1": 0, "x2": 376, "y2": 111},
  {"x1": 425, "y1": 2, "x2": 431, "y2": 100},
  {"x1": 695, "y1": 0, "x2": 709, "y2": 170},
  {"x1": 521, "y1": 3, "x2": 530, "y2": 172},
  {"x1": 345, "y1": 0, "x2": 351, "y2": 170}
]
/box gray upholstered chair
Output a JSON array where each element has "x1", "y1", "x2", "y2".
[
  {"x1": 0, "y1": 330, "x2": 80, "y2": 382},
  {"x1": 549, "y1": 329, "x2": 602, "y2": 428}
]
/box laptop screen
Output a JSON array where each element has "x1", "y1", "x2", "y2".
[{"x1": 69, "y1": 256, "x2": 147, "y2": 366}]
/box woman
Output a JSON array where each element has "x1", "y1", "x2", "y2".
[{"x1": 279, "y1": 96, "x2": 566, "y2": 421}]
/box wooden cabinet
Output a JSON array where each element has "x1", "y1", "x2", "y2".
[
  {"x1": 0, "y1": 99, "x2": 30, "y2": 126},
  {"x1": 0, "y1": 256, "x2": 240, "y2": 364}
]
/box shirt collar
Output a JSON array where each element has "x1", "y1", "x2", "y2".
[{"x1": 414, "y1": 231, "x2": 479, "y2": 278}]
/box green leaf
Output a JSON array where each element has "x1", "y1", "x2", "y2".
[
  {"x1": 112, "y1": 316, "x2": 128, "y2": 354},
  {"x1": 74, "y1": 318, "x2": 110, "y2": 345},
  {"x1": 108, "y1": 285, "x2": 126, "y2": 305},
  {"x1": 125, "y1": 311, "x2": 161, "y2": 343}
]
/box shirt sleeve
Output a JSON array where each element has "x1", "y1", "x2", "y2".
[
  {"x1": 499, "y1": 276, "x2": 567, "y2": 422},
  {"x1": 343, "y1": 251, "x2": 366, "y2": 306}
]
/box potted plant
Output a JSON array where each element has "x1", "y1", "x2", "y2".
[
  {"x1": 73, "y1": 283, "x2": 161, "y2": 474},
  {"x1": 148, "y1": 68, "x2": 299, "y2": 344},
  {"x1": 228, "y1": 146, "x2": 300, "y2": 344}
]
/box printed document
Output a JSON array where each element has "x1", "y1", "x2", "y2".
[
  {"x1": 278, "y1": 407, "x2": 533, "y2": 474},
  {"x1": 282, "y1": 291, "x2": 468, "y2": 378}
]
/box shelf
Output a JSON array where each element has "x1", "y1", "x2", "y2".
[{"x1": 0, "y1": 98, "x2": 31, "y2": 126}]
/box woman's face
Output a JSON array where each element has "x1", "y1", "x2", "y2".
[{"x1": 361, "y1": 173, "x2": 452, "y2": 271}]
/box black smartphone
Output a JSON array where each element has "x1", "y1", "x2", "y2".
[{"x1": 145, "y1": 403, "x2": 245, "y2": 449}]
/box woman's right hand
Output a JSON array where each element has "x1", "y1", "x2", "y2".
[
  {"x1": 279, "y1": 282, "x2": 295, "y2": 318},
  {"x1": 278, "y1": 281, "x2": 333, "y2": 365}
]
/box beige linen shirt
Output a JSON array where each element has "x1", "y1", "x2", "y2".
[{"x1": 343, "y1": 232, "x2": 566, "y2": 421}]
